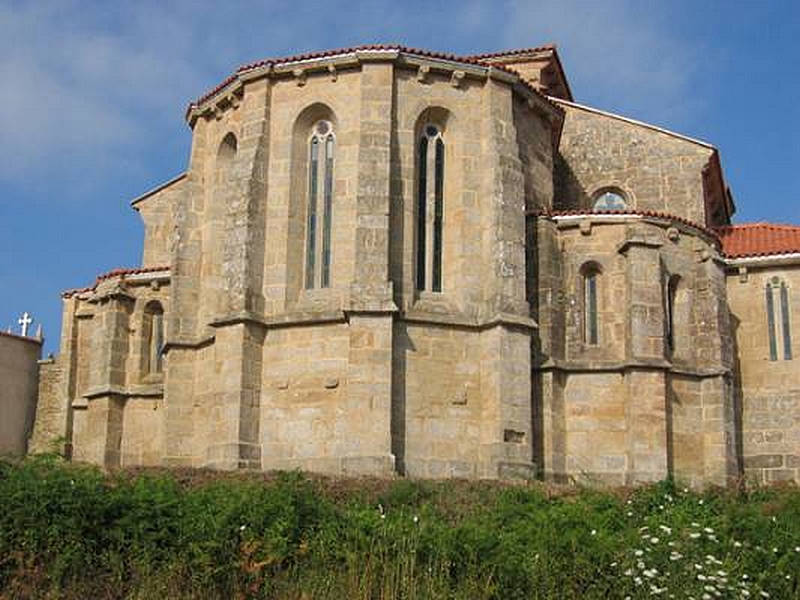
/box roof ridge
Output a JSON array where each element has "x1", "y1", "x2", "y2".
[
  {"x1": 717, "y1": 221, "x2": 800, "y2": 231},
  {"x1": 464, "y1": 44, "x2": 557, "y2": 60}
]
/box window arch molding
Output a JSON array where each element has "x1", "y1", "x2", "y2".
[
  {"x1": 413, "y1": 106, "x2": 453, "y2": 293},
  {"x1": 591, "y1": 186, "x2": 629, "y2": 212},
  {"x1": 288, "y1": 103, "x2": 339, "y2": 299},
  {"x1": 579, "y1": 261, "x2": 603, "y2": 346}
]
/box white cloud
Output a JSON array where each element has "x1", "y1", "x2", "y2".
[
  {"x1": 0, "y1": 0, "x2": 713, "y2": 199},
  {"x1": 504, "y1": 0, "x2": 707, "y2": 128}
]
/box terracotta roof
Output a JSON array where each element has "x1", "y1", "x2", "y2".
[
  {"x1": 62, "y1": 266, "x2": 170, "y2": 298},
  {"x1": 464, "y1": 44, "x2": 557, "y2": 61},
  {"x1": 537, "y1": 209, "x2": 721, "y2": 244},
  {"x1": 715, "y1": 223, "x2": 800, "y2": 259},
  {"x1": 188, "y1": 44, "x2": 564, "y2": 117}
]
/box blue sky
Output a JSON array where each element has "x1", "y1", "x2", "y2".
[{"x1": 1, "y1": 0, "x2": 798, "y2": 354}]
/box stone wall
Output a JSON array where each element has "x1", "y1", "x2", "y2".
[
  {"x1": 533, "y1": 214, "x2": 737, "y2": 486},
  {"x1": 555, "y1": 101, "x2": 715, "y2": 224},
  {"x1": 134, "y1": 176, "x2": 183, "y2": 267},
  {"x1": 28, "y1": 358, "x2": 63, "y2": 454},
  {"x1": 728, "y1": 263, "x2": 800, "y2": 483},
  {"x1": 148, "y1": 52, "x2": 554, "y2": 478},
  {"x1": 0, "y1": 331, "x2": 42, "y2": 455}
]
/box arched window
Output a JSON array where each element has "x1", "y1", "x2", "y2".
[
  {"x1": 305, "y1": 120, "x2": 335, "y2": 289},
  {"x1": 766, "y1": 277, "x2": 792, "y2": 361},
  {"x1": 143, "y1": 301, "x2": 164, "y2": 376},
  {"x1": 592, "y1": 188, "x2": 628, "y2": 211},
  {"x1": 416, "y1": 124, "x2": 444, "y2": 292},
  {"x1": 218, "y1": 132, "x2": 237, "y2": 162},
  {"x1": 581, "y1": 263, "x2": 601, "y2": 346}
]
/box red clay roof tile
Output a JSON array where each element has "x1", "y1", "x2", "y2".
[
  {"x1": 537, "y1": 209, "x2": 721, "y2": 244},
  {"x1": 188, "y1": 44, "x2": 564, "y2": 117},
  {"x1": 62, "y1": 266, "x2": 170, "y2": 298},
  {"x1": 715, "y1": 223, "x2": 800, "y2": 259}
]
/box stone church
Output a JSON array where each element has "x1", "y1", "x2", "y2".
[{"x1": 31, "y1": 44, "x2": 800, "y2": 487}]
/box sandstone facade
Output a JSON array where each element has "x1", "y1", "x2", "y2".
[{"x1": 32, "y1": 44, "x2": 800, "y2": 486}]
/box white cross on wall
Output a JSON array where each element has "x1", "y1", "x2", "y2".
[{"x1": 18, "y1": 312, "x2": 32, "y2": 337}]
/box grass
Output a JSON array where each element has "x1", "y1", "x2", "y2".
[{"x1": 1, "y1": 455, "x2": 799, "y2": 599}]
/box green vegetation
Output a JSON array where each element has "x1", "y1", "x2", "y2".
[{"x1": 1, "y1": 456, "x2": 799, "y2": 599}]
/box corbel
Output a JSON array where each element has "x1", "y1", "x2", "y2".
[
  {"x1": 738, "y1": 265, "x2": 748, "y2": 283},
  {"x1": 416, "y1": 64, "x2": 430, "y2": 83},
  {"x1": 450, "y1": 70, "x2": 465, "y2": 88},
  {"x1": 328, "y1": 64, "x2": 338, "y2": 82},
  {"x1": 667, "y1": 226, "x2": 680, "y2": 242},
  {"x1": 293, "y1": 68, "x2": 307, "y2": 87}
]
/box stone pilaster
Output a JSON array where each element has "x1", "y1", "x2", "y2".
[
  {"x1": 625, "y1": 370, "x2": 668, "y2": 483},
  {"x1": 621, "y1": 226, "x2": 665, "y2": 362},
  {"x1": 222, "y1": 79, "x2": 270, "y2": 317},
  {"x1": 481, "y1": 79, "x2": 529, "y2": 318},
  {"x1": 162, "y1": 345, "x2": 198, "y2": 466},
  {"x1": 350, "y1": 62, "x2": 395, "y2": 310},
  {"x1": 479, "y1": 325, "x2": 535, "y2": 478},
  {"x1": 343, "y1": 314, "x2": 394, "y2": 474},
  {"x1": 205, "y1": 322, "x2": 265, "y2": 469},
  {"x1": 170, "y1": 119, "x2": 208, "y2": 341}
]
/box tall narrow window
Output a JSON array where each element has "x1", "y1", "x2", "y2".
[
  {"x1": 767, "y1": 277, "x2": 793, "y2": 361},
  {"x1": 305, "y1": 120, "x2": 335, "y2": 289},
  {"x1": 583, "y1": 266, "x2": 600, "y2": 346},
  {"x1": 416, "y1": 124, "x2": 444, "y2": 292},
  {"x1": 665, "y1": 275, "x2": 679, "y2": 354},
  {"x1": 143, "y1": 301, "x2": 164, "y2": 376}
]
